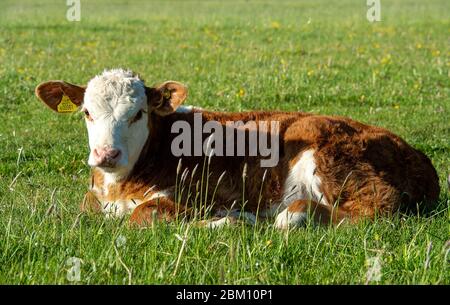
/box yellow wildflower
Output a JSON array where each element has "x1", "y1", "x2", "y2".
[
  {"x1": 432, "y1": 50, "x2": 440, "y2": 57},
  {"x1": 270, "y1": 21, "x2": 280, "y2": 29},
  {"x1": 380, "y1": 54, "x2": 391, "y2": 65}
]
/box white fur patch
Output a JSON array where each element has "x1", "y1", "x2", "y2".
[
  {"x1": 282, "y1": 149, "x2": 326, "y2": 206},
  {"x1": 205, "y1": 216, "x2": 233, "y2": 229},
  {"x1": 274, "y1": 208, "x2": 307, "y2": 229},
  {"x1": 102, "y1": 199, "x2": 142, "y2": 218},
  {"x1": 273, "y1": 149, "x2": 325, "y2": 228},
  {"x1": 102, "y1": 172, "x2": 122, "y2": 196}
]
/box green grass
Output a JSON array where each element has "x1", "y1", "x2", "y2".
[{"x1": 0, "y1": 0, "x2": 448, "y2": 284}]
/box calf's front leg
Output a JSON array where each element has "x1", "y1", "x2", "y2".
[{"x1": 129, "y1": 197, "x2": 184, "y2": 227}]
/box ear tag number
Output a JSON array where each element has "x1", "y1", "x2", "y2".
[{"x1": 57, "y1": 95, "x2": 78, "y2": 113}]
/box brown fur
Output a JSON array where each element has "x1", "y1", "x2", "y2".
[{"x1": 87, "y1": 109, "x2": 440, "y2": 226}]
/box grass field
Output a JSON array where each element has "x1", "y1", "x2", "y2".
[{"x1": 0, "y1": 0, "x2": 449, "y2": 284}]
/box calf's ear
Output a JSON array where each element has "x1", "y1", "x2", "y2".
[
  {"x1": 35, "y1": 81, "x2": 85, "y2": 113},
  {"x1": 146, "y1": 81, "x2": 188, "y2": 116}
]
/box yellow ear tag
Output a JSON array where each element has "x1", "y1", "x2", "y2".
[
  {"x1": 163, "y1": 89, "x2": 171, "y2": 100},
  {"x1": 57, "y1": 95, "x2": 78, "y2": 113}
]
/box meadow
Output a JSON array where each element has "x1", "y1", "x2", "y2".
[{"x1": 0, "y1": 0, "x2": 448, "y2": 284}]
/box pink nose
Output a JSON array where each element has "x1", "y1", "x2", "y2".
[{"x1": 93, "y1": 147, "x2": 121, "y2": 167}]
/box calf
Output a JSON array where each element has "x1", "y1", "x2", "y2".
[{"x1": 35, "y1": 69, "x2": 440, "y2": 228}]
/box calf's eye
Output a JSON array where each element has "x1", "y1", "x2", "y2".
[
  {"x1": 130, "y1": 109, "x2": 145, "y2": 124},
  {"x1": 135, "y1": 110, "x2": 142, "y2": 121},
  {"x1": 84, "y1": 109, "x2": 93, "y2": 121}
]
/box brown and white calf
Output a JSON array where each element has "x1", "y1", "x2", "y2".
[{"x1": 35, "y1": 69, "x2": 440, "y2": 228}]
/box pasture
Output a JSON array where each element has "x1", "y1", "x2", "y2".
[{"x1": 0, "y1": 0, "x2": 448, "y2": 284}]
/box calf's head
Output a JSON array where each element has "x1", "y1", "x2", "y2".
[{"x1": 35, "y1": 69, "x2": 187, "y2": 178}]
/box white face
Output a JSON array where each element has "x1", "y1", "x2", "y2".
[{"x1": 82, "y1": 70, "x2": 149, "y2": 178}]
